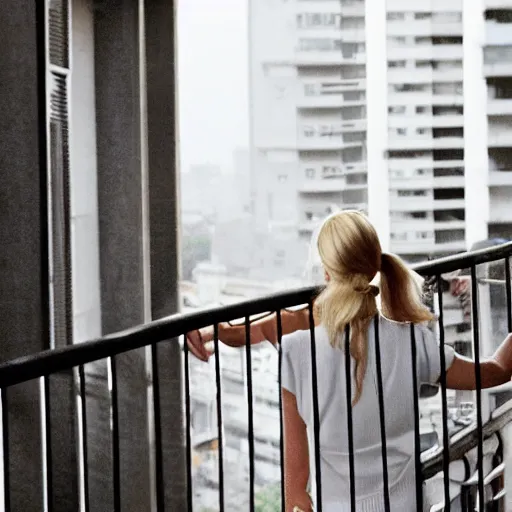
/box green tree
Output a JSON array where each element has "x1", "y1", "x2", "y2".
[{"x1": 255, "y1": 483, "x2": 281, "y2": 512}]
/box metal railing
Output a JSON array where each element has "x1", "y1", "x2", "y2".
[{"x1": 0, "y1": 242, "x2": 512, "y2": 511}]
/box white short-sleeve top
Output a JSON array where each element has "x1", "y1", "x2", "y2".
[{"x1": 281, "y1": 315, "x2": 455, "y2": 512}]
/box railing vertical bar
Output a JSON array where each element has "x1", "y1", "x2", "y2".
[
  {"x1": 183, "y1": 336, "x2": 193, "y2": 511},
  {"x1": 43, "y1": 376, "x2": 53, "y2": 512},
  {"x1": 213, "y1": 324, "x2": 225, "y2": 512},
  {"x1": 151, "y1": 343, "x2": 165, "y2": 511},
  {"x1": 373, "y1": 316, "x2": 390, "y2": 512},
  {"x1": 470, "y1": 265, "x2": 485, "y2": 510},
  {"x1": 109, "y1": 356, "x2": 121, "y2": 512},
  {"x1": 276, "y1": 310, "x2": 286, "y2": 512},
  {"x1": 436, "y1": 275, "x2": 451, "y2": 511},
  {"x1": 410, "y1": 324, "x2": 423, "y2": 510},
  {"x1": 308, "y1": 301, "x2": 322, "y2": 512},
  {"x1": 2, "y1": 387, "x2": 10, "y2": 512},
  {"x1": 244, "y1": 316, "x2": 255, "y2": 511},
  {"x1": 344, "y1": 325, "x2": 356, "y2": 511},
  {"x1": 505, "y1": 256, "x2": 512, "y2": 332},
  {"x1": 78, "y1": 365, "x2": 90, "y2": 512}
]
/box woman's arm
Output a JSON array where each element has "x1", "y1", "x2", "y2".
[
  {"x1": 282, "y1": 388, "x2": 312, "y2": 512},
  {"x1": 446, "y1": 334, "x2": 512, "y2": 390},
  {"x1": 186, "y1": 308, "x2": 313, "y2": 361}
]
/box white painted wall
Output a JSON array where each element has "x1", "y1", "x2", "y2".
[{"x1": 70, "y1": 0, "x2": 102, "y2": 343}]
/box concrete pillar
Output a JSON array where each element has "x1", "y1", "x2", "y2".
[
  {"x1": 144, "y1": 0, "x2": 186, "y2": 508},
  {"x1": 0, "y1": 1, "x2": 51, "y2": 510},
  {"x1": 93, "y1": 0, "x2": 151, "y2": 510}
]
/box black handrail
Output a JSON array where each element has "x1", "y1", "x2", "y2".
[
  {"x1": 422, "y1": 398, "x2": 512, "y2": 480},
  {"x1": 1, "y1": 242, "x2": 512, "y2": 388},
  {"x1": 0, "y1": 242, "x2": 511, "y2": 512}
]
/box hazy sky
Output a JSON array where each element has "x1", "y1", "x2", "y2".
[{"x1": 177, "y1": 0, "x2": 249, "y2": 174}]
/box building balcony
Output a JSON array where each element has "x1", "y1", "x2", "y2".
[
  {"x1": 485, "y1": 0, "x2": 512, "y2": 7},
  {"x1": 488, "y1": 131, "x2": 512, "y2": 147},
  {"x1": 2, "y1": 244, "x2": 512, "y2": 510},
  {"x1": 387, "y1": 137, "x2": 464, "y2": 151},
  {"x1": 295, "y1": 52, "x2": 366, "y2": 67},
  {"x1": 484, "y1": 61, "x2": 512, "y2": 78},
  {"x1": 297, "y1": 29, "x2": 366, "y2": 43},
  {"x1": 391, "y1": 197, "x2": 434, "y2": 212},
  {"x1": 433, "y1": 198, "x2": 465, "y2": 210},
  {"x1": 387, "y1": 68, "x2": 462, "y2": 84},
  {"x1": 298, "y1": 178, "x2": 346, "y2": 194},
  {"x1": 486, "y1": 21, "x2": 512, "y2": 46},
  {"x1": 297, "y1": 95, "x2": 365, "y2": 109},
  {"x1": 434, "y1": 220, "x2": 466, "y2": 230},
  {"x1": 387, "y1": 22, "x2": 463, "y2": 38},
  {"x1": 489, "y1": 169, "x2": 512, "y2": 186},
  {"x1": 293, "y1": 1, "x2": 364, "y2": 17},
  {"x1": 490, "y1": 202, "x2": 512, "y2": 222},
  {"x1": 487, "y1": 98, "x2": 512, "y2": 115},
  {"x1": 387, "y1": 45, "x2": 463, "y2": 61},
  {"x1": 388, "y1": 92, "x2": 463, "y2": 106},
  {"x1": 433, "y1": 176, "x2": 465, "y2": 188},
  {"x1": 297, "y1": 138, "x2": 364, "y2": 151}
]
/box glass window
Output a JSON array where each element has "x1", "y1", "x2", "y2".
[
  {"x1": 387, "y1": 12, "x2": 406, "y2": 21},
  {"x1": 416, "y1": 60, "x2": 432, "y2": 68},
  {"x1": 388, "y1": 60, "x2": 407, "y2": 68},
  {"x1": 388, "y1": 105, "x2": 406, "y2": 114},
  {"x1": 433, "y1": 82, "x2": 463, "y2": 95},
  {"x1": 432, "y1": 12, "x2": 462, "y2": 23},
  {"x1": 415, "y1": 36, "x2": 432, "y2": 45},
  {"x1": 387, "y1": 36, "x2": 407, "y2": 46},
  {"x1": 392, "y1": 83, "x2": 431, "y2": 93}
]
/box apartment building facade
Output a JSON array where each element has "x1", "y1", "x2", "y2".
[{"x1": 249, "y1": 0, "x2": 512, "y2": 263}]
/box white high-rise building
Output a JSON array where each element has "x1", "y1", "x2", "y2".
[{"x1": 249, "y1": 0, "x2": 512, "y2": 263}]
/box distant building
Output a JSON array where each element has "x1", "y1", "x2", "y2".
[{"x1": 249, "y1": 0, "x2": 512, "y2": 263}]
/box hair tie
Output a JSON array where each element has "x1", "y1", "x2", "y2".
[{"x1": 354, "y1": 284, "x2": 379, "y2": 297}]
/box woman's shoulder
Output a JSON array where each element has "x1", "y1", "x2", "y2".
[
  {"x1": 378, "y1": 314, "x2": 434, "y2": 340},
  {"x1": 281, "y1": 325, "x2": 329, "y2": 361}
]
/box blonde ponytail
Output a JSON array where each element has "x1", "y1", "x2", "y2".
[
  {"x1": 315, "y1": 210, "x2": 433, "y2": 405},
  {"x1": 379, "y1": 252, "x2": 433, "y2": 324}
]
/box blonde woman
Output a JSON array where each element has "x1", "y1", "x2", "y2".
[{"x1": 187, "y1": 211, "x2": 512, "y2": 511}]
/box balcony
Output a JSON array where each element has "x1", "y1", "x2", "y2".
[
  {"x1": 298, "y1": 178, "x2": 345, "y2": 194},
  {"x1": 387, "y1": 22, "x2": 463, "y2": 38},
  {"x1": 295, "y1": 52, "x2": 366, "y2": 67},
  {"x1": 387, "y1": 68, "x2": 462, "y2": 85},
  {"x1": 387, "y1": 45, "x2": 463, "y2": 61},
  {"x1": 486, "y1": 21, "x2": 512, "y2": 46},
  {"x1": 489, "y1": 169, "x2": 512, "y2": 185},
  {"x1": 488, "y1": 131, "x2": 512, "y2": 147},
  {"x1": 1, "y1": 244, "x2": 512, "y2": 510},
  {"x1": 488, "y1": 97, "x2": 512, "y2": 115},
  {"x1": 486, "y1": 0, "x2": 512, "y2": 7},
  {"x1": 387, "y1": 137, "x2": 464, "y2": 151},
  {"x1": 484, "y1": 61, "x2": 512, "y2": 78}
]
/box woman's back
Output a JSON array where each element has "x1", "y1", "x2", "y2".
[{"x1": 281, "y1": 315, "x2": 453, "y2": 511}]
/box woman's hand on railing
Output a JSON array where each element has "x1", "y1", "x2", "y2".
[{"x1": 186, "y1": 327, "x2": 214, "y2": 362}]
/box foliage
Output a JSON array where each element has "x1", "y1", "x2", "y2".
[{"x1": 255, "y1": 483, "x2": 281, "y2": 512}]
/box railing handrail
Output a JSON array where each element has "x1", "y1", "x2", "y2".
[
  {"x1": 0, "y1": 241, "x2": 511, "y2": 388},
  {"x1": 422, "y1": 397, "x2": 512, "y2": 480}
]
